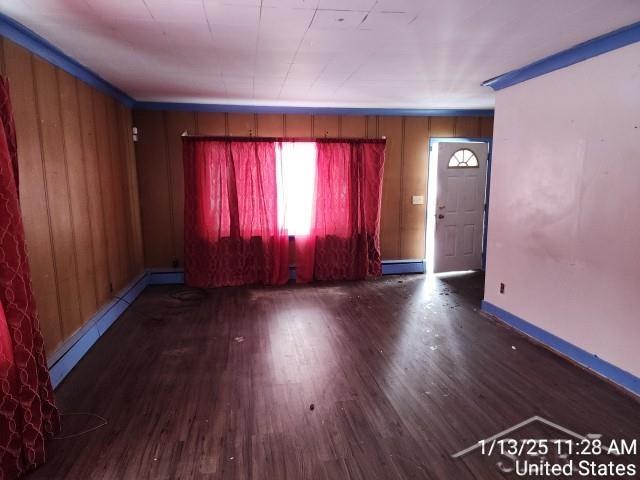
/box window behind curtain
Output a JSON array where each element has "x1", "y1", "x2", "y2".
[{"x1": 276, "y1": 142, "x2": 317, "y2": 236}]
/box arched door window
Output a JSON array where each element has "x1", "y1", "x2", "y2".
[{"x1": 448, "y1": 148, "x2": 479, "y2": 168}]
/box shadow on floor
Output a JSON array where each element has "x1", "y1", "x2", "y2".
[{"x1": 435, "y1": 270, "x2": 485, "y2": 306}]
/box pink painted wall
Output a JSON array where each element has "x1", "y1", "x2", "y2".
[{"x1": 484, "y1": 42, "x2": 640, "y2": 378}]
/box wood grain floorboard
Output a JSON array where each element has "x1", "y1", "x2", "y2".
[{"x1": 27, "y1": 273, "x2": 640, "y2": 479}]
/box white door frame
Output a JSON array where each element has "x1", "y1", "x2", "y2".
[{"x1": 425, "y1": 137, "x2": 493, "y2": 273}]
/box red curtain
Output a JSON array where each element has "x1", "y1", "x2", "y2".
[
  {"x1": 0, "y1": 77, "x2": 59, "y2": 479},
  {"x1": 297, "y1": 140, "x2": 385, "y2": 282},
  {"x1": 183, "y1": 138, "x2": 289, "y2": 287}
]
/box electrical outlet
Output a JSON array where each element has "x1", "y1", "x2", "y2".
[{"x1": 500, "y1": 282, "x2": 505, "y2": 294}]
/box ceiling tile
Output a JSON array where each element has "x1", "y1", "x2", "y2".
[
  {"x1": 147, "y1": 0, "x2": 205, "y2": 22},
  {"x1": 310, "y1": 9, "x2": 366, "y2": 30},
  {"x1": 359, "y1": 11, "x2": 416, "y2": 30},
  {"x1": 373, "y1": 0, "x2": 424, "y2": 14},
  {"x1": 86, "y1": 0, "x2": 153, "y2": 20},
  {"x1": 204, "y1": 2, "x2": 260, "y2": 26},
  {"x1": 259, "y1": 5, "x2": 315, "y2": 32},
  {"x1": 318, "y1": 0, "x2": 376, "y2": 11},
  {"x1": 2, "y1": 0, "x2": 640, "y2": 108},
  {"x1": 20, "y1": 0, "x2": 92, "y2": 17}
]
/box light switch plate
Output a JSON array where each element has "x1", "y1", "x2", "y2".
[{"x1": 412, "y1": 195, "x2": 425, "y2": 205}]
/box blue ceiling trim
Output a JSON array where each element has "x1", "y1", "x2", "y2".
[
  {"x1": 429, "y1": 137, "x2": 492, "y2": 144},
  {"x1": 133, "y1": 101, "x2": 494, "y2": 117},
  {"x1": 483, "y1": 20, "x2": 640, "y2": 91},
  {"x1": 0, "y1": 12, "x2": 135, "y2": 107}
]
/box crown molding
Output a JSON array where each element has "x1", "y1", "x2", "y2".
[
  {"x1": 483, "y1": 21, "x2": 640, "y2": 91},
  {"x1": 0, "y1": 12, "x2": 135, "y2": 106}
]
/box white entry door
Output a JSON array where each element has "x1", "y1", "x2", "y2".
[{"x1": 433, "y1": 142, "x2": 488, "y2": 273}]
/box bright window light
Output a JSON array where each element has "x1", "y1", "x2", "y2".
[{"x1": 276, "y1": 142, "x2": 317, "y2": 235}]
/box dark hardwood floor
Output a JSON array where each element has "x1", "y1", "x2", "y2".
[{"x1": 28, "y1": 273, "x2": 640, "y2": 479}]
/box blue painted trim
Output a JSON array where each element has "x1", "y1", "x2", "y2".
[
  {"x1": 429, "y1": 137, "x2": 492, "y2": 144},
  {"x1": 481, "y1": 301, "x2": 640, "y2": 397},
  {"x1": 148, "y1": 270, "x2": 185, "y2": 285},
  {"x1": 134, "y1": 101, "x2": 494, "y2": 117},
  {"x1": 148, "y1": 261, "x2": 425, "y2": 286},
  {"x1": 0, "y1": 12, "x2": 135, "y2": 107},
  {"x1": 483, "y1": 21, "x2": 640, "y2": 91},
  {"x1": 48, "y1": 272, "x2": 149, "y2": 388},
  {"x1": 381, "y1": 260, "x2": 425, "y2": 275}
]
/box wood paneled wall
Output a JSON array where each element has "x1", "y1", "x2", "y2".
[
  {"x1": 0, "y1": 37, "x2": 144, "y2": 355},
  {"x1": 134, "y1": 110, "x2": 492, "y2": 268}
]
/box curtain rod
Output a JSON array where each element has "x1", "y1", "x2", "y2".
[{"x1": 180, "y1": 131, "x2": 387, "y2": 142}]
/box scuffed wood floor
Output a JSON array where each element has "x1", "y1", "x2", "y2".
[{"x1": 28, "y1": 273, "x2": 640, "y2": 479}]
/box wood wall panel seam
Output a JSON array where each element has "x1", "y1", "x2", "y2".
[
  {"x1": 123, "y1": 108, "x2": 145, "y2": 271},
  {"x1": 90, "y1": 93, "x2": 113, "y2": 288},
  {"x1": 30, "y1": 54, "x2": 65, "y2": 338},
  {"x1": 54, "y1": 69, "x2": 85, "y2": 326},
  {"x1": 101, "y1": 96, "x2": 121, "y2": 287},
  {"x1": 78, "y1": 82, "x2": 110, "y2": 305},
  {"x1": 115, "y1": 107, "x2": 132, "y2": 277},
  {"x1": 36, "y1": 59, "x2": 86, "y2": 336},
  {"x1": 73, "y1": 78, "x2": 100, "y2": 312},
  {"x1": 108, "y1": 99, "x2": 128, "y2": 288},
  {"x1": 115, "y1": 105, "x2": 136, "y2": 278},
  {"x1": 398, "y1": 117, "x2": 406, "y2": 257},
  {"x1": 6, "y1": 43, "x2": 61, "y2": 349},
  {"x1": 162, "y1": 111, "x2": 177, "y2": 263},
  {"x1": 110, "y1": 100, "x2": 128, "y2": 287}
]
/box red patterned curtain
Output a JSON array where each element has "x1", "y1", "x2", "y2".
[
  {"x1": 0, "y1": 78, "x2": 59, "y2": 479},
  {"x1": 296, "y1": 140, "x2": 385, "y2": 282},
  {"x1": 183, "y1": 138, "x2": 289, "y2": 288}
]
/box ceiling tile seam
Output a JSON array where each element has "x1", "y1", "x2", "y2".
[
  {"x1": 310, "y1": 0, "x2": 379, "y2": 97},
  {"x1": 276, "y1": 4, "x2": 319, "y2": 99},
  {"x1": 201, "y1": 0, "x2": 227, "y2": 96}
]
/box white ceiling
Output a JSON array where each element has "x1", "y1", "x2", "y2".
[{"x1": 2, "y1": 0, "x2": 640, "y2": 108}]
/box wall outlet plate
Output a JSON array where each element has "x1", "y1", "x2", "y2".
[{"x1": 412, "y1": 195, "x2": 425, "y2": 205}]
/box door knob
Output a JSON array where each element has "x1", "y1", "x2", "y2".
[{"x1": 437, "y1": 214, "x2": 445, "y2": 219}]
